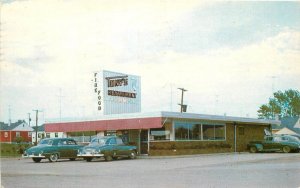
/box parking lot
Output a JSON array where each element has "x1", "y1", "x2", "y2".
[{"x1": 1, "y1": 153, "x2": 300, "y2": 188}]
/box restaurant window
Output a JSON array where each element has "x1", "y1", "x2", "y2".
[
  {"x1": 203, "y1": 125, "x2": 215, "y2": 140},
  {"x1": 175, "y1": 123, "x2": 189, "y2": 140},
  {"x1": 150, "y1": 128, "x2": 170, "y2": 141},
  {"x1": 175, "y1": 123, "x2": 200, "y2": 140},
  {"x1": 203, "y1": 124, "x2": 226, "y2": 140},
  {"x1": 215, "y1": 125, "x2": 225, "y2": 140},
  {"x1": 191, "y1": 124, "x2": 201, "y2": 140},
  {"x1": 175, "y1": 122, "x2": 225, "y2": 141}
]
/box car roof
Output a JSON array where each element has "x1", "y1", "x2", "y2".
[
  {"x1": 41, "y1": 137, "x2": 75, "y2": 141},
  {"x1": 93, "y1": 136, "x2": 119, "y2": 139}
]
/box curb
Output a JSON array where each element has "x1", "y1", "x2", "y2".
[{"x1": 136, "y1": 152, "x2": 248, "y2": 159}]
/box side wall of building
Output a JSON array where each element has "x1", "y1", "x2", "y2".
[
  {"x1": 0, "y1": 131, "x2": 32, "y2": 143},
  {"x1": 149, "y1": 123, "x2": 268, "y2": 156}
]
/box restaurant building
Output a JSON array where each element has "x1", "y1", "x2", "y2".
[
  {"x1": 45, "y1": 70, "x2": 280, "y2": 155},
  {"x1": 45, "y1": 111, "x2": 280, "y2": 155}
]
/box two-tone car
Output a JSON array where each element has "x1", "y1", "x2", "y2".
[
  {"x1": 22, "y1": 138, "x2": 83, "y2": 162},
  {"x1": 248, "y1": 135, "x2": 300, "y2": 153},
  {"x1": 77, "y1": 136, "x2": 137, "y2": 162}
]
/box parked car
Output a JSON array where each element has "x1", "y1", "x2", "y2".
[
  {"x1": 280, "y1": 134, "x2": 300, "y2": 140},
  {"x1": 248, "y1": 135, "x2": 300, "y2": 153},
  {"x1": 77, "y1": 136, "x2": 137, "y2": 162},
  {"x1": 22, "y1": 138, "x2": 83, "y2": 163}
]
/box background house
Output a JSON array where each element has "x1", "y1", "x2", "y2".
[
  {"x1": 31, "y1": 124, "x2": 45, "y2": 144},
  {"x1": 0, "y1": 120, "x2": 34, "y2": 143},
  {"x1": 31, "y1": 124, "x2": 65, "y2": 144},
  {"x1": 272, "y1": 116, "x2": 300, "y2": 136}
]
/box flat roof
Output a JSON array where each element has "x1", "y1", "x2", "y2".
[{"x1": 46, "y1": 111, "x2": 280, "y2": 125}]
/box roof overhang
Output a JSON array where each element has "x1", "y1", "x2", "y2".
[
  {"x1": 160, "y1": 112, "x2": 281, "y2": 125},
  {"x1": 45, "y1": 111, "x2": 280, "y2": 132}
]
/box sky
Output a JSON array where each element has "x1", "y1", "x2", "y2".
[{"x1": 1, "y1": 0, "x2": 300, "y2": 125}]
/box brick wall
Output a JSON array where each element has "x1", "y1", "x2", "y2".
[{"x1": 148, "y1": 123, "x2": 268, "y2": 156}]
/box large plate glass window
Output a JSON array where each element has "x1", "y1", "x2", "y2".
[
  {"x1": 175, "y1": 122, "x2": 225, "y2": 141},
  {"x1": 150, "y1": 128, "x2": 170, "y2": 141}
]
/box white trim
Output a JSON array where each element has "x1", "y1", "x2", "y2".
[{"x1": 45, "y1": 111, "x2": 280, "y2": 126}]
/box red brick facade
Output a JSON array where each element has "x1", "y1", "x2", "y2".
[{"x1": 0, "y1": 130, "x2": 32, "y2": 143}]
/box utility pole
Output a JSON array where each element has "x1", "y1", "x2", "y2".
[
  {"x1": 33, "y1": 110, "x2": 42, "y2": 145},
  {"x1": 28, "y1": 113, "x2": 31, "y2": 126},
  {"x1": 57, "y1": 88, "x2": 64, "y2": 122},
  {"x1": 178, "y1": 88, "x2": 187, "y2": 113},
  {"x1": 8, "y1": 105, "x2": 11, "y2": 126}
]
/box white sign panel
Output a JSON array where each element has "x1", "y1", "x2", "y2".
[{"x1": 93, "y1": 70, "x2": 141, "y2": 115}]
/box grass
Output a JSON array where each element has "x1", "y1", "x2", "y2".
[{"x1": 0, "y1": 143, "x2": 32, "y2": 158}]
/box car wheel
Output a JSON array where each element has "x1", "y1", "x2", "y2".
[
  {"x1": 49, "y1": 153, "x2": 59, "y2": 162},
  {"x1": 105, "y1": 155, "x2": 113, "y2": 161},
  {"x1": 283, "y1": 146, "x2": 291, "y2": 153},
  {"x1": 85, "y1": 158, "x2": 92, "y2": 162},
  {"x1": 129, "y1": 151, "x2": 137, "y2": 159},
  {"x1": 69, "y1": 158, "x2": 76, "y2": 161},
  {"x1": 32, "y1": 158, "x2": 42, "y2": 163},
  {"x1": 249, "y1": 146, "x2": 257, "y2": 153}
]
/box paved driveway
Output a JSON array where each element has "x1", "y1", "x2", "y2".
[{"x1": 1, "y1": 153, "x2": 300, "y2": 188}]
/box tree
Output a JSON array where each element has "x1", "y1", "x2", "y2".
[{"x1": 258, "y1": 89, "x2": 300, "y2": 119}]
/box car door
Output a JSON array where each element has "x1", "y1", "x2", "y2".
[
  {"x1": 272, "y1": 136, "x2": 284, "y2": 151},
  {"x1": 57, "y1": 140, "x2": 69, "y2": 158},
  {"x1": 114, "y1": 138, "x2": 128, "y2": 156},
  {"x1": 262, "y1": 136, "x2": 275, "y2": 150},
  {"x1": 108, "y1": 137, "x2": 117, "y2": 155},
  {"x1": 66, "y1": 140, "x2": 80, "y2": 158}
]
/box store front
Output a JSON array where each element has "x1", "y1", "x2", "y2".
[{"x1": 45, "y1": 111, "x2": 280, "y2": 156}]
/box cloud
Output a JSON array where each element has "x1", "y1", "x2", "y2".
[{"x1": 0, "y1": 1, "x2": 299, "y2": 123}]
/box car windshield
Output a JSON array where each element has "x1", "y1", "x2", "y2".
[
  {"x1": 89, "y1": 138, "x2": 107, "y2": 146},
  {"x1": 38, "y1": 139, "x2": 53, "y2": 146}
]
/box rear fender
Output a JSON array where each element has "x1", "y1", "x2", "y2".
[{"x1": 254, "y1": 144, "x2": 263, "y2": 151}]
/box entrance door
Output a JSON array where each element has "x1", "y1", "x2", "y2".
[{"x1": 140, "y1": 130, "x2": 148, "y2": 155}]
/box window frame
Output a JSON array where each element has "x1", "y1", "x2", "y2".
[
  {"x1": 150, "y1": 127, "x2": 171, "y2": 141},
  {"x1": 174, "y1": 121, "x2": 226, "y2": 141}
]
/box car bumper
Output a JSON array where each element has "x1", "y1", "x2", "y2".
[
  {"x1": 77, "y1": 153, "x2": 104, "y2": 157},
  {"x1": 22, "y1": 154, "x2": 46, "y2": 158}
]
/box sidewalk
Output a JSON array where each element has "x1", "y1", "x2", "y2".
[{"x1": 136, "y1": 152, "x2": 248, "y2": 159}]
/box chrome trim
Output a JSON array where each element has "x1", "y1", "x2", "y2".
[
  {"x1": 77, "y1": 154, "x2": 104, "y2": 157},
  {"x1": 22, "y1": 154, "x2": 46, "y2": 158}
]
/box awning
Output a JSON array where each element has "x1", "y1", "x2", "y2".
[{"x1": 45, "y1": 117, "x2": 163, "y2": 132}]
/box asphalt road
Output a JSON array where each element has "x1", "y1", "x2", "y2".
[{"x1": 1, "y1": 153, "x2": 300, "y2": 188}]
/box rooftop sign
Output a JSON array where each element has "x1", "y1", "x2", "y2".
[{"x1": 93, "y1": 70, "x2": 141, "y2": 115}]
